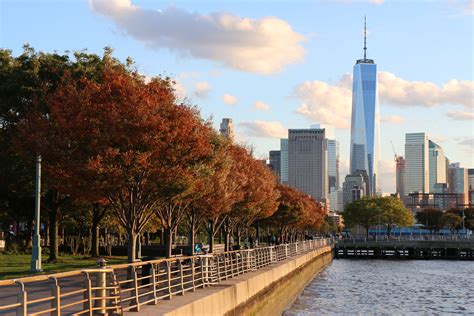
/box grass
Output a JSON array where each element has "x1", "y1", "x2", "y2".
[{"x1": 0, "y1": 253, "x2": 127, "y2": 280}]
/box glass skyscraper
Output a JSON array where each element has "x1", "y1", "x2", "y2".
[{"x1": 349, "y1": 18, "x2": 380, "y2": 196}]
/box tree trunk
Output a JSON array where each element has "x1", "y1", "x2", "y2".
[
  {"x1": 189, "y1": 218, "x2": 196, "y2": 256},
  {"x1": 208, "y1": 220, "x2": 215, "y2": 253},
  {"x1": 92, "y1": 224, "x2": 100, "y2": 257},
  {"x1": 164, "y1": 227, "x2": 172, "y2": 258},
  {"x1": 256, "y1": 221, "x2": 260, "y2": 244},
  {"x1": 126, "y1": 230, "x2": 137, "y2": 263},
  {"x1": 48, "y1": 207, "x2": 59, "y2": 262}
]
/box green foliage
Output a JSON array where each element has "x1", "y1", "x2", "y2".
[
  {"x1": 342, "y1": 196, "x2": 414, "y2": 236},
  {"x1": 415, "y1": 208, "x2": 443, "y2": 230},
  {"x1": 440, "y1": 213, "x2": 462, "y2": 231}
]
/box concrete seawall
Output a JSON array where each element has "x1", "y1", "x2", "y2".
[{"x1": 129, "y1": 245, "x2": 333, "y2": 316}]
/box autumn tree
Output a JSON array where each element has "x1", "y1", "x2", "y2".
[
  {"x1": 440, "y1": 213, "x2": 462, "y2": 231},
  {"x1": 415, "y1": 208, "x2": 443, "y2": 231}
]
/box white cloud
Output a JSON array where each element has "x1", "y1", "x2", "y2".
[
  {"x1": 446, "y1": 110, "x2": 474, "y2": 120},
  {"x1": 194, "y1": 81, "x2": 210, "y2": 99},
  {"x1": 293, "y1": 75, "x2": 352, "y2": 129},
  {"x1": 378, "y1": 73, "x2": 474, "y2": 109},
  {"x1": 467, "y1": 0, "x2": 474, "y2": 15},
  {"x1": 380, "y1": 115, "x2": 404, "y2": 124},
  {"x1": 254, "y1": 101, "x2": 270, "y2": 111},
  {"x1": 239, "y1": 120, "x2": 287, "y2": 138},
  {"x1": 223, "y1": 94, "x2": 238, "y2": 106},
  {"x1": 459, "y1": 138, "x2": 474, "y2": 149},
  {"x1": 90, "y1": 0, "x2": 306, "y2": 74},
  {"x1": 294, "y1": 72, "x2": 474, "y2": 128}
]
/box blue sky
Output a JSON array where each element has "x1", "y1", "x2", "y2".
[{"x1": 1, "y1": 0, "x2": 473, "y2": 193}]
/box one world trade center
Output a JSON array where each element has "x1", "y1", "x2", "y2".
[{"x1": 349, "y1": 17, "x2": 380, "y2": 196}]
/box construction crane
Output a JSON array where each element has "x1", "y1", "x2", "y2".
[{"x1": 391, "y1": 141, "x2": 399, "y2": 161}]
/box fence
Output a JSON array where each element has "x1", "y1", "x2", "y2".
[{"x1": 0, "y1": 238, "x2": 330, "y2": 316}]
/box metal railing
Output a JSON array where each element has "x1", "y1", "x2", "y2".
[{"x1": 0, "y1": 238, "x2": 330, "y2": 315}]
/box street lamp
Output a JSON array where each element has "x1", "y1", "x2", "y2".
[{"x1": 31, "y1": 155, "x2": 42, "y2": 272}]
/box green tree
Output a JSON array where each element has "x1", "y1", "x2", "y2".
[
  {"x1": 342, "y1": 198, "x2": 378, "y2": 236},
  {"x1": 415, "y1": 208, "x2": 443, "y2": 231},
  {"x1": 376, "y1": 197, "x2": 414, "y2": 236},
  {"x1": 440, "y1": 213, "x2": 462, "y2": 231}
]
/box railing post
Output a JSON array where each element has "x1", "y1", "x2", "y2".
[
  {"x1": 179, "y1": 260, "x2": 185, "y2": 295},
  {"x1": 191, "y1": 258, "x2": 196, "y2": 291},
  {"x1": 82, "y1": 272, "x2": 93, "y2": 316},
  {"x1": 167, "y1": 261, "x2": 172, "y2": 298},
  {"x1": 50, "y1": 277, "x2": 61, "y2": 316},
  {"x1": 285, "y1": 244, "x2": 289, "y2": 258},
  {"x1": 150, "y1": 263, "x2": 158, "y2": 305},
  {"x1": 95, "y1": 258, "x2": 108, "y2": 315},
  {"x1": 15, "y1": 281, "x2": 27, "y2": 316}
]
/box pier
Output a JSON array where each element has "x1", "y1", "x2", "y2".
[{"x1": 334, "y1": 238, "x2": 474, "y2": 260}]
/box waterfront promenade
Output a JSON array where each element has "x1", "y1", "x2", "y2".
[{"x1": 0, "y1": 239, "x2": 332, "y2": 315}]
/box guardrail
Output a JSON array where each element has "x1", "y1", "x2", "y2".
[
  {"x1": 0, "y1": 238, "x2": 330, "y2": 315},
  {"x1": 340, "y1": 235, "x2": 473, "y2": 243}
]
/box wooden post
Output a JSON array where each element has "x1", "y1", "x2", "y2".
[
  {"x1": 82, "y1": 272, "x2": 93, "y2": 316},
  {"x1": 151, "y1": 264, "x2": 158, "y2": 305},
  {"x1": 167, "y1": 261, "x2": 172, "y2": 298},
  {"x1": 15, "y1": 282, "x2": 27, "y2": 316},
  {"x1": 50, "y1": 277, "x2": 61, "y2": 316}
]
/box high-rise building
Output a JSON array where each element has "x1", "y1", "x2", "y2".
[
  {"x1": 280, "y1": 139, "x2": 289, "y2": 184},
  {"x1": 288, "y1": 128, "x2": 328, "y2": 203},
  {"x1": 329, "y1": 188, "x2": 344, "y2": 212},
  {"x1": 342, "y1": 174, "x2": 366, "y2": 207},
  {"x1": 219, "y1": 118, "x2": 234, "y2": 141},
  {"x1": 312, "y1": 124, "x2": 339, "y2": 191},
  {"x1": 395, "y1": 156, "x2": 405, "y2": 198},
  {"x1": 349, "y1": 18, "x2": 380, "y2": 196},
  {"x1": 448, "y1": 163, "x2": 469, "y2": 207},
  {"x1": 429, "y1": 140, "x2": 447, "y2": 192},
  {"x1": 269, "y1": 150, "x2": 281, "y2": 181},
  {"x1": 404, "y1": 133, "x2": 430, "y2": 195},
  {"x1": 468, "y1": 169, "x2": 474, "y2": 206}
]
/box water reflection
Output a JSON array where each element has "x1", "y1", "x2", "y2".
[{"x1": 285, "y1": 260, "x2": 474, "y2": 315}]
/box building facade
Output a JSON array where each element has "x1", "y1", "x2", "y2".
[
  {"x1": 429, "y1": 140, "x2": 447, "y2": 192},
  {"x1": 342, "y1": 174, "x2": 366, "y2": 207},
  {"x1": 404, "y1": 133, "x2": 430, "y2": 195},
  {"x1": 349, "y1": 23, "x2": 380, "y2": 196},
  {"x1": 219, "y1": 118, "x2": 234, "y2": 141},
  {"x1": 448, "y1": 163, "x2": 469, "y2": 207},
  {"x1": 269, "y1": 150, "x2": 281, "y2": 181},
  {"x1": 395, "y1": 156, "x2": 405, "y2": 198},
  {"x1": 469, "y1": 169, "x2": 474, "y2": 206},
  {"x1": 288, "y1": 128, "x2": 328, "y2": 203},
  {"x1": 280, "y1": 138, "x2": 289, "y2": 184}
]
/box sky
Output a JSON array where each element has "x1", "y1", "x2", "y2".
[{"x1": 1, "y1": 0, "x2": 473, "y2": 194}]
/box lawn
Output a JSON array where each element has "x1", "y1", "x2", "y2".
[{"x1": 0, "y1": 253, "x2": 127, "y2": 280}]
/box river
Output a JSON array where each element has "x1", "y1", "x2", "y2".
[{"x1": 285, "y1": 260, "x2": 474, "y2": 315}]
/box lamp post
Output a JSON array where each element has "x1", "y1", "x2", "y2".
[{"x1": 31, "y1": 155, "x2": 42, "y2": 272}]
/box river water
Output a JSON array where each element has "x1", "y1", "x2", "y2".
[{"x1": 285, "y1": 260, "x2": 474, "y2": 315}]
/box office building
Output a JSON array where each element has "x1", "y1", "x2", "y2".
[
  {"x1": 404, "y1": 133, "x2": 430, "y2": 194},
  {"x1": 448, "y1": 163, "x2": 469, "y2": 207},
  {"x1": 429, "y1": 140, "x2": 447, "y2": 192},
  {"x1": 219, "y1": 118, "x2": 234, "y2": 141},
  {"x1": 269, "y1": 150, "x2": 281, "y2": 181},
  {"x1": 329, "y1": 188, "x2": 344, "y2": 212},
  {"x1": 280, "y1": 139, "x2": 289, "y2": 184},
  {"x1": 342, "y1": 174, "x2": 366, "y2": 207},
  {"x1": 469, "y1": 169, "x2": 474, "y2": 206},
  {"x1": 349, "y1": 18, "x2": 380, "y2": 196},
  {"x1": 288, "y1": 128, "x2": 328, "y2": 203},
  {"x1": 312, "y1": 124, "x2": 339, "y2": 191},
  {"x1": 395, "y1": 156, "x2": 405, "y2": 198}
]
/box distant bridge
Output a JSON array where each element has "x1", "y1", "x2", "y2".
[{"x1": 335, "y1": 239, "x2": 474, "y2": 260}]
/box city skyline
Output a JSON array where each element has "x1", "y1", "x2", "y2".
[{"x1": 1, "y1": 0, "x2": 473, "y2": 194}]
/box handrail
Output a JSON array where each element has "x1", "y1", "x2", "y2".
[{"x1": 0, "y1": 238, "x2": 332, "y2": 315}]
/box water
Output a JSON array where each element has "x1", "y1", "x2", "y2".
[{"x1": 285, "y1": 260, "x2": 474, "y2": 315}]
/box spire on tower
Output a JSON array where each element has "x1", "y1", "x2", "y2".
[{"x1": 364, "y1": 16, "x2": 367, "y2": 60}]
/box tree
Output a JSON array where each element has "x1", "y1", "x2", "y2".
[
  {"x1": 376, "y1": 197, "x2": 414, "y2": 236},
  {"x1": 415, "y1": 208, "x2": 443, "y2": 231},
  {"x1": 342, "y1": 198, "x2": 378, "y2": 236},
  {"x1": 440, "y1": 213, "x2": 462, "y2": 231}
]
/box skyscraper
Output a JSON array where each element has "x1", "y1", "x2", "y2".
[
  {"x1": 288, "y1": 128, "x2": 328, "y2": 203},
  {"x1": 219, "y1": 118, "x2": 234, "y2": 141},
  {"x1": 428, "y1": 140, "x2": 447, "y2": 192},
  {"x1": 448, "y1": 163, "x2": 469, "y2": 207},
  {"x1": 312, "y1": 124, "x2": 339, "y2": 191},
  {"x1": 395, "y1": 156, "x2": 405, "y2": 198},
  {"x1": 404, "y1": 133, "x2": 430, "y2": 194},
  {"x1": 269, "y1": 150, "x2": 281, "y2": 181},
  {"x1": 349, "y1": 17, "x2": 380, "y2": 196},
  {"x1": 280, "y1": 139, "x2": 289, "y2": 184}
]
